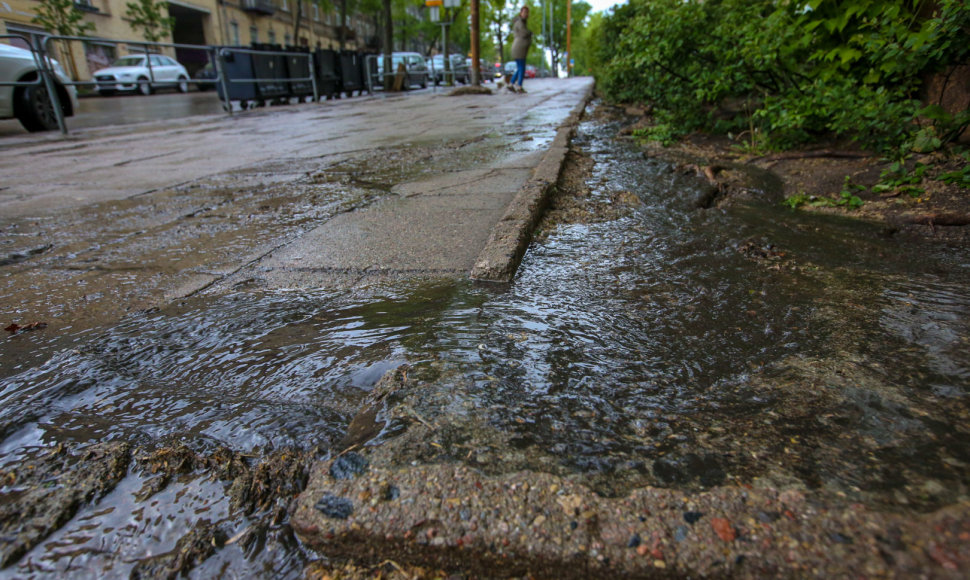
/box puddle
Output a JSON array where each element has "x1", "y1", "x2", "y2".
[{"x1": 2, "y1": 111, "x2": 969, "y2": 576}]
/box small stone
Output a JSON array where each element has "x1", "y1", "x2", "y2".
[
  {"x1": 330, "y1": 452, "x2": 369, "y2": 480},
  {"x1": 382, "y1": 484, "x2": 400, "y2": 501},
  {"x1": 684, "y1": 511, "x2": 704, "y2": 525},
  {"x1": 830, "y1": 532, "x2": 853, "y2": 544},
  {"x1": 653, "y1": 560, "x2": 666, "y2": 569},
  {"x1": 637, "y1": 544, "x2": 650, "y2": 556},
  {"x1": 757, "y1": 511, "x2": 780, "y2": 523},
  {"x1": 674, "y1": 526, "x2": 688, "y2": 542},
  {"x1": 712, "y1": 517, "x2": 736, "y2": 542},
  {"x1": 628, "y1": 533, "x2": 642, "y2": 548},
  {"x1": 314, "y1": 494, "x2": 354, "y2": 520}
]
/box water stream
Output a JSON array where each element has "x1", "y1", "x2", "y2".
[{"x1": 2, "y1": 109, "x2": 968, "y2": 577}]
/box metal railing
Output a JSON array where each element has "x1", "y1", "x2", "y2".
[
  {"x1": 4, "y1": 34, "x2": 328, "y2": 134},
  {"x1": 1, "y1": 34, "x2": 69, "y2": 133},
  {"x1": 214, "y1": 46, "x2": 317, "y2": 114}
]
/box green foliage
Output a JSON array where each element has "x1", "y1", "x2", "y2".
[
  {"x1": 873, "y1": 161, "x2": 928, "y2": 197},
  {"x1": 938, "y1": 153, "x2": 970, "y2": 188},
  {"x1": 595, "y1": 0, "x2": 970, "y2": 157},
  {"x1": 782, "y1": 187, "x2": 864, "y2": 211},
  {"x1": 32, "y1": 0, "x2": 95, "y2": 37},
  {"x1": 125, "y1": 0, "x2": 174, "y2": 43},
  {"x1": 838, "y1": 176, "x2": 865, "y2": 209}
]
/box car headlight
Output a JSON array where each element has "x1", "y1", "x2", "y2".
[{"x1": 119, "y1": 73, "x2": 133, "y2": 79}]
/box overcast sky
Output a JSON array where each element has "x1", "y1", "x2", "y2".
[{"x1": 584, "y1": 0, "x2": 625, "y2": 15}]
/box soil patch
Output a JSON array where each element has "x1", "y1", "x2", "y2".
[{"x1": 602, "y1": 104, "x2": 970, "y2": 244}]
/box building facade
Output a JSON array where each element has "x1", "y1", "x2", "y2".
[{"x1": 1, "y1": 0, "x2": 379, "y2": 80}]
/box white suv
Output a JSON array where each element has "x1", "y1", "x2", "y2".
[
  {"x1": 0, "y1": 43, "x2": 78, "y2": 132},
  {"x1": 94, "y1": 54, "x2": 190, "y2": 96}
]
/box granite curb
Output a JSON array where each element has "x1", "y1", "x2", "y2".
[{"x1": 470, "y1": 81, "x2": 596, "y2": 283}]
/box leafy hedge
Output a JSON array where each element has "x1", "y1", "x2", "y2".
[{"x1": 594, "y1": 0, "x2": 970, "y2": 156}]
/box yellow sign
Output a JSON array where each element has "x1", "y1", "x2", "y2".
[{"x1": 425, "y1": 0, "x2": 442, "y2": 5}]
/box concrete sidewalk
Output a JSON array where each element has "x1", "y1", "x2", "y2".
[{"x1": 0, "y1": 78, "x2": 593, "y2": 373}]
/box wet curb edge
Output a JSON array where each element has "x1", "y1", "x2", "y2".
[{"x1": 469, "y1": 82, "x2": 596, "y2": 283}]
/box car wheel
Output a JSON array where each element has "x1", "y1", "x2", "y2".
[
  {"x1": 138, "y1": 77, "x2": 153, "y2": 95},
  {"x1": 15, "y1": 83, "x2": 60, "y2": 132},
  {"x1": 177, "y1": 76, "x2": 189, "y2": 93}
]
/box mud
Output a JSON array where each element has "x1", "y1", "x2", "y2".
[
  {"x1": 290, "y1": 105, "x2": 970, "y2": 577},
  {"x1": 2, "y1": 94, "x2": 968, "y2": 578},
  {"x1": 0, "y1": 442, "x2": 131, "y2": 567}
]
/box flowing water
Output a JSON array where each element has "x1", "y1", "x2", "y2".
[{"x1": 2, "y1": 110, "x2": 969, "y2": 577}]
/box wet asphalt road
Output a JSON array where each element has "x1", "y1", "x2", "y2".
[{"x1": 0, "y1": 77, "x2": 593, "y2": 375}]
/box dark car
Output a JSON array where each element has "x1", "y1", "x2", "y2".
[
  {"x1": 426, "y1": 54, "x2": 468, "y2": 85},
  {"x1": 374, "y1": 52, "x2": 429, "y2": 90},
  {"x1": 193, "y1": 62, "x2": 217, "y2": 91}
]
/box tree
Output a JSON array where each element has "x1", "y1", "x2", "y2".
[
  {"x1": 293, "y1": 0, "x2": 334, "y2": 47},
  {"x1": 543, "y1": 0, "x2": 590, "y2": 73},
  {"x1": 32, "y1": 0, "x2": 95, "y2": 78},
  {"x1": 125, "y1": 0, "x2": 174, "y2": 43},
  {"x1": 484, "y1": 0, "x2": 512, "y2": 63}
]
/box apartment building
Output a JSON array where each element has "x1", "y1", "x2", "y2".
[{"x1": 1, "y1": 0, "x2": 378, "y2": 79}]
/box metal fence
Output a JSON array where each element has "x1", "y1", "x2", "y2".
[
  {"x1": 3, "y1": 34, "x2": 333, "y2": 134},
  {"x1": 1, "y1": 33, "x2": 69, "y2": 133}
]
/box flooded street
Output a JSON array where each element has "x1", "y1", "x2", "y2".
[{"x1": 2, "y1": 104, "x2": 969, "y2": 577}]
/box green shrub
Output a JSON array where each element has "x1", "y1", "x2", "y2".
[{"x1": 595, "y1": 0, "x2": 970, "y2": 157}]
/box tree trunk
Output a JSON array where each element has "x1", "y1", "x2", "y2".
[
  {"x1": 339, "y1": 0, "x2": 347, "y2": 50},
  {"x1": 382, "y1": 0, "x2": 392, "y2": 90},
  {"x1": 293, "y1": 0, "x2": 303, "y2": 45},
  {"x1": 470, "y1": 0, "x2": 480, "y2": 85}
]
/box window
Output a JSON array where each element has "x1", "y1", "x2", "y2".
[
  {"x1": 312, "y1": 4, "x2": 319, "y2": 21},
  {"x1": 281, "y1": 0, "x2": 289, "y2": 11},
  {"x1": 284, "y1": 33, "x2": 291, "y2": 46},
  {"x1": 250, "y1": 26, "x2": 258, "y2": 43},
  {"x1": 268, "y1": 29, "x2": 276, "y2": 44},
  {"x1": 230, "y1": 22, "x2": 240, "y2": 46}
]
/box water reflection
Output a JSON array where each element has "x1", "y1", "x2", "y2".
[{"x1": 2, "y1": 109, "x2": 969, "y2": 577}]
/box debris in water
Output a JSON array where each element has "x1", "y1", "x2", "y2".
[{"x1": 315, "y1": 494, "x2": 354, "y2": 519}]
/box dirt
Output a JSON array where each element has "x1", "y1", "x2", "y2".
[
  {"x1": 3, "y1": 102, "x2": 969, "y2": 579},
  {"x1": 289, "y1": 108, "x2": 970, "y2": 578},
  {"x1": 608, "y1": 104, "x2": 970, "y2": 244}
]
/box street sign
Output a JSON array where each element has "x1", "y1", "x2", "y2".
[
  {"x1": 443, "y1": 0, "x2": 460, "y2": 7},
  {"x1": 429, "y1": 5, "x2": 440, "y2": 21},
  {"x1": 425, "y1": 0, "x2": 442, "y2": 5}
]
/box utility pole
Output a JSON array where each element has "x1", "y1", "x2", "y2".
[
  {"x1": 565, "y1": 0, "x2": 571, "y2": 77},
  {"x1": 470, "y1": 0, "x2": 480, "y2": 85}
]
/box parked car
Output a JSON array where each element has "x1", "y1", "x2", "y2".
[
  {"x1": 193, "y1": 62, "x2": 217, "y2": 91},
  {"x1": 373, "y1": 52, "x2": 429, "y2": 90},
  {"x1": 0, "y1": 43, "x2": 78, "y2": 132},
  {"x1": 503, "y1": 61, "x2": 516, "y2": 77},
  {"x1": 94, "y1": 54, "x2": 190, "y2": 96},
  {"x1": 525, "y1": 65, "x2": 537, "y2": 79},
  {"x1": 426, "y1": 54, "x2": 468, "y2": 85}
]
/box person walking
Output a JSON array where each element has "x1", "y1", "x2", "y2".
[{"x1": 509, "y1": 6, "x2": 532, "y2": 93}]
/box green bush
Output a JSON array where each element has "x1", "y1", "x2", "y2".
[{"x1": 595, "y1": 0, "x2": 970, "y2": 156}]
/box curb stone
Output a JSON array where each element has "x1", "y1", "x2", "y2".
[
  {"x1": 470, "y1": 81, "x2": 596, "y2": 283},
  {"x1": 290, "y1": 431, "x2": 970, "y2": 578}
]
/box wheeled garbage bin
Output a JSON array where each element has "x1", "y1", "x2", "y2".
[
  {"x1": 314, "y1": 48, "x2": 340, "y2": 100},
  {"x1": 339, "y1": 51, "x2": 365, "y2": 97},
  {"x1": 284, "y1": 45, "x2": 314, "y2": 101},
  {"x1": 251, "y1": 43, "x2": 289, "y2": 105},
  {"x1": 216, "y1": 47, "x2": 259, "y2": 110}
]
